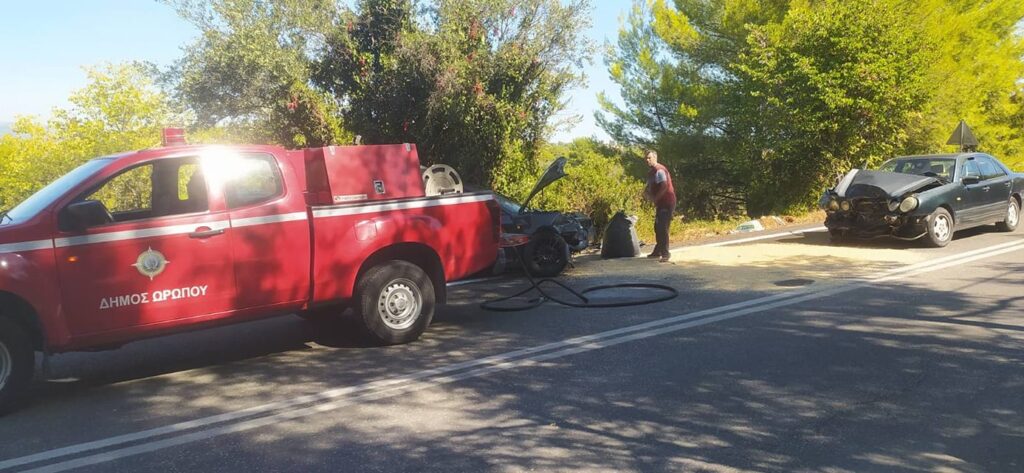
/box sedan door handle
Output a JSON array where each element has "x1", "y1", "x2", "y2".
[
  {"x1": 982, "y1": 186, "x2": 991, "y2": 192},
  {"x1": 189, "y1": 226, "x2": 225, "y2": 239}
]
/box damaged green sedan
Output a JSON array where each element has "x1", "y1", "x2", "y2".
[{"x1": 820, "y1": 153, "x2": 1023, "y2": 247}]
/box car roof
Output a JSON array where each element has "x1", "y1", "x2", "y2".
[
  {"x1": 93, "y1": 144, "x2": 287, "y2": 167},
  {"x1": 891, "y1": 153, "x2": 965, "y2": 160}
]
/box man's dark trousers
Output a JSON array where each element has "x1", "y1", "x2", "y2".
[{"x1": 653, "y1": 205, "x2": 674, "y2": 257}]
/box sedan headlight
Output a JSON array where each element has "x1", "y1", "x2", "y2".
[
  {"x1": 887, "y1": 199, "x2": 900, "y2": 212},
  {"x1": 839, "y1": 200, "x2": 851, "y2": 212},
  {"x1": 827, "y1": 198, "x2": 840, "y2": 211},
  {"x1": 898, "y1": 195, "x2": 919, "y2": 213}
]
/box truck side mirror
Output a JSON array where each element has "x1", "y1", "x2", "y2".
[
  {"x1": 62, "y1": 200, "x2": 112, "y2": 230},
  {"x1": 962, "y1": 175, "x2": 980, "y2": 186}
]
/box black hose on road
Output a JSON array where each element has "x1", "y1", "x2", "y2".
[{"x1": 480, "y1": 248, "x2": 678, "y2": 312}]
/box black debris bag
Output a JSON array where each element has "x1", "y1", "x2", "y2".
[{"x1": 601, "y1": 211, "x2": 641, "y2": 258}]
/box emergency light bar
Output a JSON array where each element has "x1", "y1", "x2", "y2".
[{"x1": 162, "y1": 127, "x2": 187, "y2": 147}]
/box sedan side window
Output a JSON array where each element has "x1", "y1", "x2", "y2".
[
  {"x1": 962, "y1": 160, "x2": 981, "y2": 181},
  {"x1": 977, "y1": 157, "x2": 1006, "y2": 181}
]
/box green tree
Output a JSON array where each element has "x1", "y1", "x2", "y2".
[
  {"x1": 735, "y1": 0, "x2": 929, "y2": 214},
  {"x1": 601, "y1": 0, "x2": 1024, "y2": 216},
  {"x1": 901, "y1": 0, "x2": 1024, "y2": 166},
  {"x1": 165, "y1": 0, "x2": 346, "y2": 147},
  {"x1": 314, "y1": 0, "x2": 593, "y2": 189},
  {"x1": 0, "y1": 63, "x2": 180, "y2": 209}
]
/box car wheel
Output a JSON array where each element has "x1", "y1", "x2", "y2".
[
  {"x1": 354, "y1": 260, "x2": 435, "y2": 345},
  {"x1": 0, "y1": 318, "x2": 34, "y2": 415},
  {"x1": 924, "y1": 207, "x2": 954, "y2": 248},
  {"x1": 995, "y1": 198, "x2": 1020, "y2": 232},
  {"x1": 523, "y1": 230, "x2": 569, "y2": 278},
  {"x1": 828, "y1": 229, "x2": 846, "y2": 244}
]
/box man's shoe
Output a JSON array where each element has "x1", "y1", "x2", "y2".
[
  {"x1": 646, "y1": 253, "x2": 661, "y2": 259},
  {"x1": 659, "y1": 255, "x2": 671, "y2": 263}
]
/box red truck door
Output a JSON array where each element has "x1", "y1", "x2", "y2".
[
  {"x1": 218, "y1": 152, "x2": 311, "y2": 310},
  {"x1": 54, "y1": 157, "x2": 238, "y2": 337}
]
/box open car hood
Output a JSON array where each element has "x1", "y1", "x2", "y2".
[
  {"x1": 833, "y1": 169, "x2": 940, "y2": 199},
  {"x1": 518, "y1": 156, "x2": 568, "y2": 212}
]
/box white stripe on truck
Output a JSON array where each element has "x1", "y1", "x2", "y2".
[
  {"x1": 2, "y1": 194, "x2": 492, "y2": 253},
  {"x1": 0, "y1": 239, "x2": 55, "y2": 254},
  {"x1": 311, "y1": 193, "x2": 494, "y2": 219}
]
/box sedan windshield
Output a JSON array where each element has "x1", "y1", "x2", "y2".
[
  {"x1": 495, "y1": 194, "x2": 524, "y2": 214},
  {"x1": 878, "y1": 157, "x2": 956, "y2": 181},
  {"x1": 1, "y1": 158, "x2": 113, "y2": 224}
]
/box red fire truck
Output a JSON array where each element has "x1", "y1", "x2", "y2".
[{"x1": 0, "y1": 133, "x2": 500, "y2": 412}]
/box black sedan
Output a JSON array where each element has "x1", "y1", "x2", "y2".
[
  {"x1": 493, "y1": 157, "x2": 592, "y2": 277},
  {"x1": 820, "y1": 153, "x2": 1023, "y2": 247}
]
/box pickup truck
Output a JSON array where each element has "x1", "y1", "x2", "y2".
[{"x1": 0, "y1": 133, "x2": 500, "y2": 412}]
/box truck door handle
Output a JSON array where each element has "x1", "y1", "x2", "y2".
[
  {"x1": 982, "y1": 186, "x2": 990, "y2": 192},
  {"x1": 189, "y1": 226, "x2": 225, "y2": 239}
]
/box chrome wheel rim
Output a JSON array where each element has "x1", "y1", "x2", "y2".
[
  {"x1": 1008, "y1": 203, "x2": 1019, "y2": 227},
  {"x1": 0, "y1": 341, "x2": 12, "y2": 391},
  {"x1": 377, "y1": 279, "x2": 421, "y2": 330},
  {"x1": 933, "y1": 214, "x2": 951, "y2": 242}
]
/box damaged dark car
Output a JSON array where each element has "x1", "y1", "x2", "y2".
[
  {"x1": 494, "y1": 157, "x2": 593, "y2": 277},
  {"x1": 821, "y1": 153, "x2": 1023, "y2": 247}
]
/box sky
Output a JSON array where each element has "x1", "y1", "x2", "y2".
[{"x1": 0, "y1": 1, "x2": 630, "y2": 142}]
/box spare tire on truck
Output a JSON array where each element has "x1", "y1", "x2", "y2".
[{"x1": 601, "y1": 211, "x2": 641, "y2": 258}]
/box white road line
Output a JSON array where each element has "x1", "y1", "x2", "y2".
[
  {"x1": 675, "y1": 225, "x2": 827, "y2": 251},
  {"x1": 6, "y1": 239, "x2": 1024, "y2": 472},
  {"x1": 447, "y1": 275, "x2": 504, "y2": 287}
]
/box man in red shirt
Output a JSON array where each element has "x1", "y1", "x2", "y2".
[{"x1": 643, "y1": 150, "x2": 676, "y2": 262}]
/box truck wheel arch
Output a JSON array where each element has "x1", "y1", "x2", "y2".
[
  {"x1": 0, "y1": 292, "x2": 45, "y2": 352},
  {"x1": 356, "y1": 243, "x2": 447, "y2": 305}
]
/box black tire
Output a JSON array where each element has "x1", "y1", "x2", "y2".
[
  {"x1": 828, "y1": 229, "x2": 846, "y2": 244},
  {"x1": 353, "y1": 260, "x2": 435, "y2": 345},
  {"x1": 995, "y1": 198, "x2": 1020, "y2": 232},
  {"x1": 522, "y1": 231, "x2": 569, "y2": 278},
  {"x1": 0, "y1": 318, "x2": 34, "y2": 415},
  {"x1": 924, "y1": 207, "x2": 954, "y2": 248}
]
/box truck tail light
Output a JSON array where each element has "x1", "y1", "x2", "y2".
[
  {"x1": 486, "y1": 197, "x2": 501, "y2": 243},
  {"x1": 162, "y1": 127, "x2": 187, "y2": 147}
]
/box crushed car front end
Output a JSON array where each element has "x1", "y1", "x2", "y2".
[{"x1": 821, "y1": 168, "x2": 948, "y2": 240}]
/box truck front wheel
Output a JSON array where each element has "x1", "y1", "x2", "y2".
[
  {"x1": 354, "y1": 260, "x2": 435, "y2": 345},
  {"x1": 0, "y1": 318, "x2": 34, "y2": 415}
]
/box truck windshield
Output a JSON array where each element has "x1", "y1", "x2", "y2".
[{"x1": 2, "y1": 158, "x2": 113, "y2": 224}]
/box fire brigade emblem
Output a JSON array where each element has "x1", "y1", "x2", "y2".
[{"x1": 132, "y1": 247, "x2": 169, "y2": 280}]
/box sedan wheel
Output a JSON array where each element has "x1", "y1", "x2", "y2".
[
  {"x1": 523, "y1": 231, "x2": 569, "y2": 277},
  {"x1": 996, "y1": 198, "x2": 1019, "y2": 232},
  {"x1": 924, "y1": 208, "x2": 953, "y2": 248}
]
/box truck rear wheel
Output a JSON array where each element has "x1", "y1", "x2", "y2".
[
  {"x1": 354, "y1": 260, "x2": 435, "y2": 345},
  {"x1": 0, "y1": 318, "x2": 34, "y2": 415}
]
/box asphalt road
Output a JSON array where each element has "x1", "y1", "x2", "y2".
[{"x1": 1, "y1": 225, "x2": 1022, "y2": 472}]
